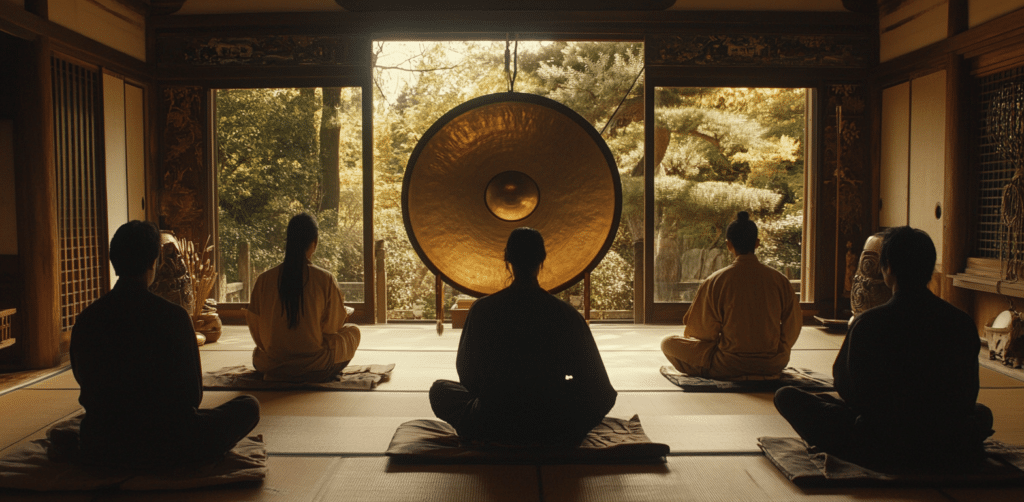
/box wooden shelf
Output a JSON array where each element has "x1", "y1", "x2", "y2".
[{"x1": 952, "y1": 258, "x2": 1024, "y2": 298}]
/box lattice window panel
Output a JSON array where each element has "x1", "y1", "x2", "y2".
[
  {"x1": 52, "y1": 57, "x2": 107, "y2": 331},
  {"x1": 975, "y1": 65, "x2": 1024, "y2": 259}
]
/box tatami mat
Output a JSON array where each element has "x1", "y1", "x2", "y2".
[
  {"x1": 979, "y1": 388, "x2": 1024, "y2": 445},
  {"x1": 97, "y1": 456, "x2": 342, "y2": 502},
  {"x1": 980, "y1": 367, "x2": 1024, "y2": 388},
  {"x1": 0, "y1": 390, "x2": 82, "y2": 451},
  {"x1": 247, "y1": 391, "x2": 433, "y2": 418},
  {"x1": 207, "y1": 324, "x2": 844, "y2": 352},
  {"x1": 640, "y1": 414, "x2": 796, "y2": 453},
  {"x1": 254, "y1": 416, "x2": 413, "y2": 454},
  {"x1": 610, "y1": 392, "x2": 778, "y2": 417},
  {"x1": 540, "y1": 456, "x2": 950, "y2": 502},
  {"x1": 4, "y1": 324, "x2": 1024, "y2": 502}
]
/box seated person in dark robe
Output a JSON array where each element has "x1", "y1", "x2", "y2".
[
  {"x1": 774, "y1": 226, "x2": 993, "y2": 472},
  {"x1": 429, "y1": 227, "x2": 617, "y2": 446},
  {"x1": 70, "y1": 220, "x2": 260, "y2": 468}
]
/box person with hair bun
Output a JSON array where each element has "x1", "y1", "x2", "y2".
[
  {"x1": 429, "y1": 227, "x2": 617, "y2": 445},
  {"x1": 661, "y1": 211, "x2": 802, "y2": 379},
  {"x1": 246, "y1": 213, "x2": 360, "y2": 382}
]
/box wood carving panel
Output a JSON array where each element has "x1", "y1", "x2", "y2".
[
  {"x1": 648, "y1": 34, "x2": 872, "y2": 68},
  {"x1": 825, "y1": 83, "x2": 870, "y2": 297},
  {"x1": 159, "y1": 85, "x2": 207, "y2": 244},
  {"x1": 157, "y1": 35, "x2": 366, "y2": 68}
]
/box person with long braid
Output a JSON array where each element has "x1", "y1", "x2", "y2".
[{"x1": 246, "y1": 213, "x2": 361, "y2": 382}]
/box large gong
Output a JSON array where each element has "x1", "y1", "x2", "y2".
[{"x1": 402, "y1": 93, "x2": 621, "y2": 297}]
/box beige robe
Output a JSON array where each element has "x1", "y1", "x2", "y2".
[
  {"x1": 662, "y1": 254, "x2": 801, "y2": 379},
  {"x1": 245, "y1": 263, "x2": 360, "y2": 381}
]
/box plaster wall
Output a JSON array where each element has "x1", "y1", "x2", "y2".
[
  {"x1": 969, "y1": 0, "x2": 1024, "y2": 28},
  {"x1": 48, "y1": 0, "x2": 145, "y2": 62},
  {"x1": 102, "y1": 74, "x2": 147, "y2": 288},
  {"x1": 0, "y1": 120, "x2": 16, "y2": 256},
  {"x1": 908, "y1": 70, "x2": 946, "y2": 266},
  {"x1": 879, "y1": 0, "x2": 948, "y2": 63},
  {"x1": 0, "y1": 0, "x2": 23, "y2": 8},
  {"x1": 879, "y1": 82, "x2": 910, "y2": 228}
]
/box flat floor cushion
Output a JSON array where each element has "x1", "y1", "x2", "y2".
[
  {"x1": 386, "y1": 415, "x2": 669, "y2": 464},
  {"x1": 203, "y1": 364, "x2": 394, "y2": 390},
  {"x1": 0, "y1": 420, "x2": 266, "y2": 491},
  {"x1": 661, "y1": 366, "x2": 834, "y2": 392},
  {"x1": 759, "y1": 436, "x2": 1024, "y2": 487}
]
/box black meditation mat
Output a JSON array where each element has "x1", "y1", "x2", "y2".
[
  {"x1": 659, "y1": 365, "x2": 834, "y2": 392},
  {"x1": 203, "y1": 364, "x2": 394, "y2": 390},
  {"x1": 386, "y1": 415, "x2": 669, "y2": 464},
  {"x1": 759, "y1": 436, "x2": 1024, "y2": 487},
  {"x1": 0, "y1": 417, "x2": 266, "y2": 491}
]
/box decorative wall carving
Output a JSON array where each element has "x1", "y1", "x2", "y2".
[
  {"x1": 648, "y1": 34, "x2": 872, "y2": 68},
  {"x1": 160, "y1": 86, "x2": 206, "y2": 244},
  {"x1": 825, "y1": 83, "x2": 870, "y2": 302},
  {"x1": 158, "y1": 35, "x2": 365, "y2": 68},
  {"x1": 826, "y1": 84, "x2": 868, "y2": 239}
]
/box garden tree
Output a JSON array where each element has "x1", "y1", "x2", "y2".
[
  {"x1": 216, "y1": 87, "x2": 364, "y2": 291},
  {"x1": 318, "y1": 87, "x2": 343, "y2": 216},
  {"x1": 216, "y1": 41, "x2": 805, "y2": 317}
]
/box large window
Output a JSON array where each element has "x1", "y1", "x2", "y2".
[
  {"x1": 652, "y1": 87, "x2": 807, "y2": 303},
  {"x1": 215, "y1": 87, "x2": 364, "y2": 303},
  {"x1": 210, "y1": 44, "x2": 816, "y2": 323},
  {"x1": 373, "y1": 40, "x2": 643, "y2": 321}
]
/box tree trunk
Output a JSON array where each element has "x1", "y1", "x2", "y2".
[{"x1": 318, "y1": 87, "x2": 343, "y2": 215}]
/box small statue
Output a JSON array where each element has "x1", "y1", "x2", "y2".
[
  {"x1": 850, "y1": 232, "x2": 892, "y2": 321},
  {"x1": 149, "y1": 232, "x2": 195, "y2": 317}
]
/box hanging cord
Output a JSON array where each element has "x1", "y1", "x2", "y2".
[
  {"x1": 599, "y1": 64, "x2": 645, "y2": 136},
  {"x1": 505, "y1": 34, "x2": 519, "y2": 93}
]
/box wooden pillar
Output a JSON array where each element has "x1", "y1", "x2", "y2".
[
  {"x1": 14, "y1": 36, "x2": 61, "y2": 369},
  {"x1": 943, "y1": 54, "x2": 971, "y2": 313},
  {"x1": 374, "y1": 239, "x2": 386, "y2": 324},
  {"x1": 238, "y1": 241, "x2": 250, "y2": 302},
  {"x1": 633, "y1": 239, "x2": 644, "y2": 324}
]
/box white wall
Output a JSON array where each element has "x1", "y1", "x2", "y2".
[
  {"x1": 878, "y1": 72, "x2": 947, "y2": 265},
  {"x1": 969, "y1": 0, "x2": 1024, "y2": 27},
  {"x1": 0, "y1": 121, "x2": 17, "y2": 256},
  {"x1": 908, "y1": 71, "x2": 947, "y2": 265},
  {"x1": 48, "y1": 0, "x2": 145, "y2": 62},
  {"x1": 879, "y1": 0, "x2": 949, "y2": 63},
  {"x1": 103, "y1": 74, "x2": 147, "y2": 286},
  {"x1": 880, "y1": 82, "x2": 910, "y2": 227}
]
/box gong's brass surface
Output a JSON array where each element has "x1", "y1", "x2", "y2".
[{"x1": 403, "y1": 93, "x2": 621, "y2": 297}]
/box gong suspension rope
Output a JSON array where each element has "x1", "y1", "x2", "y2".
[
  {"x1": 599, "y1": 64, "x2": 645, "y2": 137},
  {"x1": 505, "y1": 34, "x2": 519, "y2": 93}
]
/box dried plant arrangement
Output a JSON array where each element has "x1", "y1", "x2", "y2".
[
  {"x1": 988, "y1": 80, "x2": 1024, "y2": 280},
  {"x1": 182, "y1": 236, "x2": 217, "y2": 326}
]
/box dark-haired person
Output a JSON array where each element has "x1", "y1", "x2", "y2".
[
  {"x1": 774, "y1": 226, "x2": 993, "y2": 471},
  {"x1": 246, "y1": 213, "x2": 360, "y2": 382},
  {"x1": 70, "y1": 220, "x2": 260, "y2": 468},
  {"x1": 661, "y1": 211, "x2": 802, "y2": 379},
  {"x1": 429, "y1": 227, "x2": 617, "y2": 445}
]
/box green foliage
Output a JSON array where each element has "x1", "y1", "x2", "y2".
[{"x1": 215, "y1": 42, "x2": 807, "y2": 318}]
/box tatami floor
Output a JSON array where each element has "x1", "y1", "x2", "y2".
[{"x1": 3, "y1": 324, "x2": 1024, "y2": 501}]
